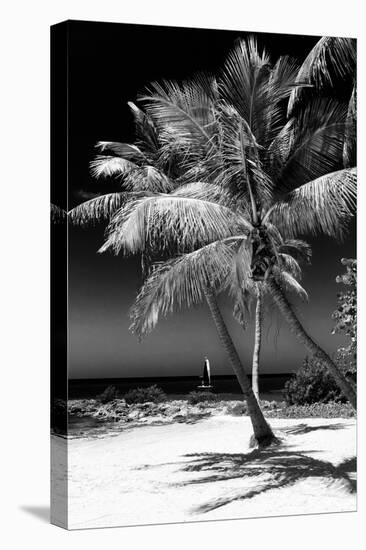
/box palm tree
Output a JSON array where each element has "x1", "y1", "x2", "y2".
[
  {"x1": 101, "y1": 37, "x2": 356, "y2": 409},
  {"x1": 83, "y1": 98, "x2": 312, "y2": 446},
  {"x1": 69, "y1": 101, "x2": 278, "y2": 446}
]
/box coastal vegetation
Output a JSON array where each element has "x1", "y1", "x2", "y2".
[
  {"x1": 332, "y1": 258, "x2": 357, "y2": 377},
  {"x1": 124, "y1": 384, "x2": 167, "y2": 404},
  {"x1": 187, "y1": 391, "x2": 220, "y2": 405},
  {"x1": 67, "y1": 390, "x2": 355, "y2": 439},
  {"x1": 284, "y1": 356, "x2": 348, "y2": 405}
]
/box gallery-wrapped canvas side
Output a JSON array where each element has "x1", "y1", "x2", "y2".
[{"x1": 51, "y1": 21, "x2": 69, "y2": 530}]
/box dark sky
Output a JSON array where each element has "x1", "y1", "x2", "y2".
[{"x1": 65, "y1": 20, "x2": 356, "y2": 379}]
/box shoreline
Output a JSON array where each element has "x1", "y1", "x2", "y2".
[{"x1": 63, "y1": 397, "x2": 355, "y2": 439}]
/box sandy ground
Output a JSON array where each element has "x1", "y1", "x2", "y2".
[{"x1": 63, "y1": 416, "x2": 356, "y2": 529}]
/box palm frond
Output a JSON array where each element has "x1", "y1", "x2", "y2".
[
  {"x1": 288, "y1": 37, "x2": 356, "y2": 114},
  {"x1": 51, "y1": 203, "x2": 67, "y2": 223},
  {"x1": 100, "y1": 193, "x2": 251, "y2": 255},
  {"x1": 137, "y1": 77, "x2": 222, "y2": 185},
  {"x1": 128, "y1": 101, "x2": 160, "y2": 156},
  {"x1": 272, "y1": 267, "x2": 308, "y2": 301},
  {"x1": 260, "y1": 55, "x2": 309, "y2": 148},
  {"x1": 229, "y1": 238, "x2": 253, "y2": 294},
  {"x1": 90, "y1": 155, "x2": 137, "y2": 179},
  {"x1": 232, "y1": 288, "x2": 254, "y2": 328},
  {"x1": 268, "y1": 168, "x2": 356, "y2": 238},
  {"x1": 68, "y1": 192, "x2": 137, "y2": 226},
  {"x1": 96, "y1": 141, "x2": 148, "y2": 163},
  {"x1": 221, "y1": 46, "x2": 309, "y2": 149},
  {"x1": 140, "y1": 75, "x2": 218, "y2": 153},
  {"x1": 220, "y1": 37, "x2": 271, "y2": 138},
  {"x1": 172, "y1": 181, "x2": 241, "y2": 210},
  {"x1": 226, "y1": 239, "x2": 256, "y2": 325},
  {"x1": 129, "y1": 238, "x2": 244, "y2": 337},
  {"x1": 278, "y1": 253, "x2": 302, "y2": 280},
  {"x1": 269, "y1": 98, "x2": 348, "y2": 190},
  {"x1": 218, "y1": 106, "x2": 274, "y2": 206},
  {"x1": 278, "y1": 239, "x2": 312, "y2": 263},
  {"x1": 343, "y1": 85, "x2": 357, "y2": 168},
  {"x1": 262, "y1": 222, "x2": 284, "y2": 247},
  {"x1": 123, "y1": 165, "x2": 175, "y2": 193}
]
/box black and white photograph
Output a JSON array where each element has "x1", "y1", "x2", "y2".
[{"x1": 51, "y1": 19, "x2": 357, "y2": 530}]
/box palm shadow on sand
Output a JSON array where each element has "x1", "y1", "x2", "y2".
[
  {"x1": 171, "y1": 422, "x2": 356, "y2": 514},
  {"x1": 282, "y1": 422, "x2": 348, "y2": 436}
]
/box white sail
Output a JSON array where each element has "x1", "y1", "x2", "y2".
[{"x1": 205, "y1": 359, "x2": 211, "y2": 386}]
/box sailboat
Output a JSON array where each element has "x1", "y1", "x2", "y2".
[{"x1": 197, "y1": 356, "x2": 214, "y2": 392}]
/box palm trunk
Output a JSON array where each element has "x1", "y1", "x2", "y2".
[
  {"x1": 252, "y1": 290, "x2": 262, "y2": 401},
  {"x1": 267, "y1": 279, "x2": 357, "y2": 409},
  {"x1": 204, "y1": 288, "x2": 275, "y2": 446}
]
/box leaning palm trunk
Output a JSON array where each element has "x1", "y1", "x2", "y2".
[
  {"x1": 267, "y1": 279, "x2": 357, "y2": 409},
  {"x1": 252, "y1": 290, "x2": 262, "y2": 400},
  {"x1": 204, "y1": 288, "x2": 275, "y2": 446}
]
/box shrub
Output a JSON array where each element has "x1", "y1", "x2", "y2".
[
  {"x1": 97, "y1": 385, "x2": 120, "y2": 404},
  {"x1": 124, "y1": 385, "x2": 167, "y2": 404},
  {"x1": 332, "y1": 258, "x2": 357, "y2": 377},
  {"x1": 259, "y1": 400, "x2": 280, "y2": 411},
  {"x1": 266, "y1": 401, "x2": 355, "y2": 419},
  {"x1": 226, "y1": 402, "x2": 248, "y2": 416},
  {"x1": 187, "y1": 391, "x2": 219, "y2": 405},
  {"x1": 284, "y1": 357, "x2": 346, "y2": 405}
]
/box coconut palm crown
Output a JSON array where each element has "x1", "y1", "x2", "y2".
[{"x1": 98, "y1": 38, "x2": 355, "y2": 315}]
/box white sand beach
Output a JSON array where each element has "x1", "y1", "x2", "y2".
[{"x1": 63, "y1": 416, "x2": 356, "y2": 529}]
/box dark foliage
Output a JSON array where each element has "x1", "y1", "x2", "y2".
[
  {"x1": 97, "y1": 385, "x2": 120, "y2": 404},
  {"x1": 284, "y1": 356, "x2": 346, "y2": 405},
  {"x1": 124, "y1": 384, "x2": 167, "y2": 404},
  {"x1": 332, "y1": 258, "x2": 357, "y2": 376},
  {"x1": 187, "y1": 391, "x2": 219, "y2": 405}
]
